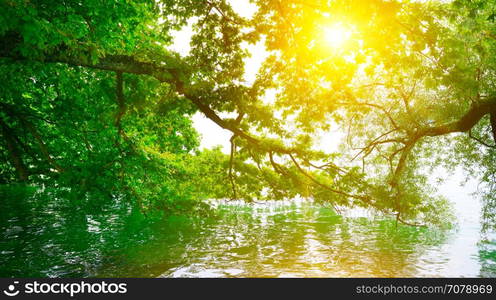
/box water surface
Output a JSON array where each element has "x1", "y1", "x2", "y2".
[
  {"x1": 98, "y1": 201, "x2": 496, "y2": 278},
  {"x1": 1, "y1": 188, "x2": 495, "y2": 277}
]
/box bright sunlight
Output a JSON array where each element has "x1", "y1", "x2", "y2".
[{"x1": 322, "y1": 23, "x2": 352, "y2": 49}]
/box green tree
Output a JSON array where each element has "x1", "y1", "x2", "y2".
[{"x1": 1, "y1": 0, "x2": 495, "y2": 229}]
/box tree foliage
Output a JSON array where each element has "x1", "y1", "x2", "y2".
[{"x1": 1, "y1": 0, "x2": 495, "y2": 229}]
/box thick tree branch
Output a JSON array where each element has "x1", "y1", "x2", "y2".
[
  {"x1": 390, "y1": 98, "x2": 496, "y2": 187},
  {"x1": 1, "y1": 35, "x2": 297, "y2": 155},
  {"x1": 3, "y1": 37, "x2": 371, "y2": 209},
  {"x1": 419, "y1": 99, "x2": 496, "y2": 137}
]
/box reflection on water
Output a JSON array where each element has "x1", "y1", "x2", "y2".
[
  {"x1": 1, "y1": 188, "x2": 495, "y2": 278},
  {"x1": 98, "y1": 201, "x2": 495, "y2": 278},
  {"x1": 160, "y1": 203, "x2": 449, "y2": 278}
]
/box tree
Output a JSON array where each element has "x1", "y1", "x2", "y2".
[
  {"x1": 1, "y1": 0, "x2": 495, "y2": 228},
  {"x1": 250, "y1": 0, "x2": 496, "y2": 228}
]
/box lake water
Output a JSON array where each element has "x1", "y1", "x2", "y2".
[
  {"x1": 1, "y1": 178, "x2": 495, "y2": 278},
  {"x1": 92, "y1": 200, "x2": 495, "y2": 278}
]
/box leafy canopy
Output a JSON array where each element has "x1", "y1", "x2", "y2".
[{"x1": 1, "y1": 0, "x2": 496, "y2": 228}]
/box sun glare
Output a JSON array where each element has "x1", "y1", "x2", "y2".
[{"x1": 322, "y1": 24, "x2": 352, "y2": 49}]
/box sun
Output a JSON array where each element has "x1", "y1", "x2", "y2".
[{"x1": 322, "y1": 24, "x2": 352, "y2": 49}]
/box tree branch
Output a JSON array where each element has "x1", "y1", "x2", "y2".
[
  {"x1": 469, "y1": 129, "x2": 496, "y2": 149},
  {"x1": 0, "y1": 31, "x2": 300, "y2": 156},
  {"x1": 0, "y1": 118, "x2": 29, "y2": 181}
]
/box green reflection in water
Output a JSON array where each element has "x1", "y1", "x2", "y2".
[
  {"x1": 96, "y1": 203, "x2": 479, "y2": 278},
  {"x1": 479, "y1": 239, "x2": 496, "y2": 277},
  {"x1": 1, "y1": 187, "x2": 495, "y2": 278}
]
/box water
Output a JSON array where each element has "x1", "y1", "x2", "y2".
[
  {"x1": 94, "y1": 200, "x2": 495, "y2": 278},
  {"x1": 1, "y1": 185, "x2": 495, "y2": 278}
]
